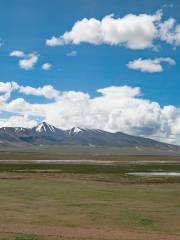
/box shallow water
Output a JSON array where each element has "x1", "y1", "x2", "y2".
[
  {"x1": 0, "y1": 159, "x2": 180, "y2": 165},
  {"x1": 0, "y1": 159, "x2": 114, "y2": 165},
  {"x1": 127, "y1": 172, "x2": 180, "y2": 176}
]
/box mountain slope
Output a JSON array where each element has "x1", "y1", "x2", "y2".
[{"x1": 0, "y1": 122, "x2": 179, "y2": 151}]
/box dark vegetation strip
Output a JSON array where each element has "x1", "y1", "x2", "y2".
[
  {"x1": 1, "y1": 150, "x2": 180, "y2": 160},
  {"x1": 0, "y1": 163, "x2": 180, "y2": 174},
  {"x1": 1, "y1": 163, "x2": 180, "y2": 184}
]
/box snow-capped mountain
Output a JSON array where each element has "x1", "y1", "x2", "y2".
[
  {"x1": 66, "y1": 127, "x2": 84, "y2": 136},
  {"x1": 34, "y1": 122, "x2": 56, "y2": 133},
  {"x1": 0, "y1": 122, "x2": 179, "y2": 151}
]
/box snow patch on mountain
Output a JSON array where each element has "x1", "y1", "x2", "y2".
[
  {"x1": 35, "y1": 122, "x2": 55, "y2": 133},
  {"x1": 69, "y1": 127, "x2": 83, "y2": 135},
  {"x1": 15, "y1": 127, "x2": 26, "y2": 133}
]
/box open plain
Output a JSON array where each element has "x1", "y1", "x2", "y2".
[{"x1": 0, "y1": 158, "x2": 180, "y2": 240}]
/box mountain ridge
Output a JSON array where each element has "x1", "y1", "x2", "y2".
[{"x1": 0, "y1": 122, "x2": 179, "y2": 152}]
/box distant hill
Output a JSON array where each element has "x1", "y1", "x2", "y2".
[{"x1": 0, "y1": 122, "x2": 179, "y2": 154}]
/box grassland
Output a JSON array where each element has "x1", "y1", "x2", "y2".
[
  {"x1": 1, "y1": 147, "x2": 180, "y2": 161},
  {"x1": 0, "y1": 162, "x2": 180, "y2": 240}
]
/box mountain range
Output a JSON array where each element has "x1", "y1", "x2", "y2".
[{"x1": 0, "y1": 122, "x2": 179, "y2": 153}]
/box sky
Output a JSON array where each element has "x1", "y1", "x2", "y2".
[{"x1": 0, "y1": 0, "x2": 180, "y2": 144}]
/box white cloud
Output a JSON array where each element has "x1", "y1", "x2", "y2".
[
  {"x1": 6, "y1": 98, "x2": 32, "y2": 113},
  {"x1": 0, "y1": 115, "x2": 37, "y2": 128},
  {"x1": 0, "y1": 82, "x2": 19, "y2": 95},
  {"x1": 9, "y1": 51, "x2": 39, "y2": 70},
  {"x1": 0, "y1": 82, "x2": 14, "y2": 93},
  {"x1": 46, "y1": 10, "x2": 180, "y2": 49},
  {"x1": 66, "y1": 50, "x2": 77, "y2": 57},
  {"x1": 9, "y1": 50, "x2": 25, "y2": 57},
  {"x1": 97, "y1": 86, "x2": 141, "y2": 98},
  {"x1": 18, "y1": 85, "x2": 60, "y2": 100},
  {"x1": 159, "y1": 18, "x2": 180, "y2": 46},
  {"x1": 46, "y1": 11, "x2": 161, "y2": 49},
  {"x1": 0, "y1": 82, "x2": 19, "y2": 107},
  {"x1": 42, "y1": 63, "x2": 52, "y2": 70},
  {"x1": 0, "y1": 93, "x2": 11, "y2": 106},
  {"x1": 19, "y1": 53, "x2": 38, "y2": 70},
  {"x1": 1, "y1": 83, "x2": 180, "y2": 144},
  {"x1": 0, "y1": 81, "x2": 60, "y2": 102},
  {"x1": 46, "y1": 36, "x2": 60, "y2": 47},
  {"x1": 127, "y1": 57, "x2": 176, "y2": 73}
]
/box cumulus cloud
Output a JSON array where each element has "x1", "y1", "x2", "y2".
[
  {"x1": 159, "y1": 18, "x2": 180, "y2": 46},
  {"x1": 9, "y1": 51, "x2": 39, "y2": 70},
  {"x1": 46, "y1": 9, "x2": 180, "y2": 49},
  {"x1": 19, "y1": 53, "x2": 38, "y2": 70},
  {"x1": 6, "y1": 98, "x2": 32, "y2": 113},
  {"x1": 0, "y1": 115, "x2": 37, "y2": 128},
  {"x1": 1, "y1": 83, "x2": 180, "y2": 144},
  {"x1": 42, "y1": 63, "x2": 52, "y2": 70},
  {"x1": 127, "y1": 57, "x2": 176, "y2": 73},
  {"x1": 97, "y1": 86, "x2": 141, "y2": 97},
  {"x1": 46, "y1": 11, "x2": 162, "y2": 49},
  {"x1": 0, "y1": 82, "x2": 16, "y2": 93},
  {"x1": 0, "y1": 82, "x2": 19, "y2": 102},
  {"x1": 0, "y1": 81, "x2": 60, "y2": 102},
  {"x1": 18, "y1": 85, "x2": 60, "y2": 100},
  {"x1": 66, "y1": 50, "x2": 77, "y2": 57},
  {"x1": 9, "y1": 50, "x2": 25, "y2": 57}
]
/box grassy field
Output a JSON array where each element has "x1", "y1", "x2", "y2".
[
  {"x1": 1, "y1": 148, "x2": 180, "y2": 161},
  {"x1": 0, "y1": 163, "x2": 180, "y2": 240}
]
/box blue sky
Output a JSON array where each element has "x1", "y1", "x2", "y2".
[
  {"x1": 0, "y1": 0, "x2": 180, "y2": 143},
  {"x1": 0, "y1": 0, "x2": 179, "y2": 104}
]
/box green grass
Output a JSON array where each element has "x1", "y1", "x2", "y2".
[
  {"x1": 0, "y1": 162, "x2": 180, "y2": 184},
  {"x1": 15, "y1": 235, "x2": 41, "y2": 240},
  {"x1": 1, "y1": 162, "x2": 180, "y2": 174},
  {"x1": 132, "y1": 217, "x2": 154, "y2": 226},
  {"x1": 0, "y1": 234, "x2": 43, "y2": 240},
  {"x1": 0, "y1": 162, "x2": 180, "y2": 239},
  {"x1": 0, "y1": 149, "x2": 180, "y2": 160}
]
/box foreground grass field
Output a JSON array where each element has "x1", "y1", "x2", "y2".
[{"x1": 0, "y1": 163, "x2": 180, "y2": 240}]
